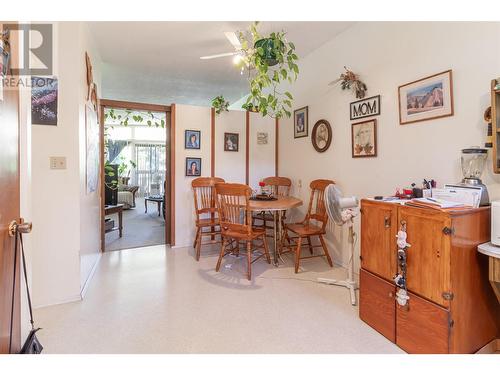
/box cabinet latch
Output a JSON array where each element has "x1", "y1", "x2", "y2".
[
  {"x1": 442, "y1": 226, "x2": 454, "y2": 235},
  {"x1": 442, "y1": 291, "x2": 454, "y2": 300}
]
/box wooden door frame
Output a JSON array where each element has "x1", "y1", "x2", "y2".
[{"x1": 99, "y1": 99, "x2": 175, "y2": 251}]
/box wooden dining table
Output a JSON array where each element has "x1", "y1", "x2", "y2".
[{"x1": 249, "y1": 196, "x2": 303, "y2": 266}]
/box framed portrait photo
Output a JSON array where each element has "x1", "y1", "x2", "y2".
[
  {"x1": 185, "y1": 157, "x2": 201, "y2": 177},
  {"x1": 352, "y1": 119, "x2": 377, "y2": 158},
  {"x1": 224, "y1": 132, "x2": 239, "y2": 152},
  {"x1": 311, "y1": 119, "x2": 332, "y2": 153},
  {"x1": 398, "y1": 70, "x2": 453, "y2": 125},
  {"x1": 294, "y1": 106, "x2": 308, "y2": 138},
  {"x1": 185, "y1": 129, "x2": 201, "y2": 149}
]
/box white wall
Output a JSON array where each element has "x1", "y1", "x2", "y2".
[
  {"x1": 31, "y1": 22, "x2": 102, "y2": 307},
  {"x1": 279, "y1": 22, "x2": 500, "y2": 273},
  {"x1": 173, "y1": 106, "x2": 277, "y2": 248},
  {"x1": 174, "y1": 104, "x2": 212, "y2": 248},
  {"x1": 214, "y1": 110, "x2": 246, "y2": 183},
  {"x1": 249, "y1": 112, "x2": 275, "y2": 190}
]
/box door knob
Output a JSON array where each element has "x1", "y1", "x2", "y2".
[{"x1": 8, "y1": 219, "x2": 33, "y2": 237}]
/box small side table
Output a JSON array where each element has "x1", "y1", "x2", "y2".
[
  {"x1": 145, "y1": 196, "x2": 163, "y2": 216},
  {"x1": 105, "y1": 204, "x2": 124, "y2": 237}
]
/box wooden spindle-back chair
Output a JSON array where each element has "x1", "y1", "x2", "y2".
[
  {"x1": 253, "y1": 176, "x2": 292, "y2": 235},
  {"x1": 192, "y1": 177, "x2": 225, "y2": 261},
  {"x1": 215, "y1": 183, "x2": 271, "y2": 280},
  {"x1": 283, "y1": 179, "x2": 334, "y2": 273}
]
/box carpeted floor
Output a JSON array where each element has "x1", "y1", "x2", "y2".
[{"x1": 105, "y1": 197, "x2": 165, "y2": 251}]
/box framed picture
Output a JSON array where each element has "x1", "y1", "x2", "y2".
[
  {"x1": 224, "y1": 132, "x2": 239, "y2": 152},
  {"x1": 352, "y1": 119, "x2": 377, "y2": 158},
  {"x1": 185, "y1": 129, "x2": 201, "y2": 149},
  {"x1": 85, "y1": 104, "x2": 99, "y2": 193},
  {"x1": 294, "y1": 106, "x2": 308, "y2": 138},
  {"x1": 257, "y1": 132, "x2": 268, "y2": 145},
  {"x1": 311, "y1": 119, "x2": 332, "y2": 153},
  {"x1": 31, "y1": 76, "x2": 58, "y2": 126},
  {"x1": 398, "y1": 70, "x2": 453, "y2": 125},
  {"x1": 0, "y1": 43, "x2": 10, "y2": 77},
  {"x1": 185, "y1": 157, "x2": 201, "y2": 177},
  {"x1": 350, "y1": 95, "x2": 381, "y2": 120}
]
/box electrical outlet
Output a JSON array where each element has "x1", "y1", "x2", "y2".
[{"x1": 50, "y1": 156, "x2": 67, "y2": 170}]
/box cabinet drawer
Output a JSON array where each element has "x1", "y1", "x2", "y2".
[
  {"x1": 359, "y1": 269, "x2": 396, "y2": 342},
  {"x1": 396, "y1": 291, "x2": 450, "y2": 353}
]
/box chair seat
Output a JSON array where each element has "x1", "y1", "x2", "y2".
[
  {"x1": 196, "y1": 218, "x2": 220, "y2": 227},
  {"x1": 222, "y1": 227, "x2": 266, "y2": 240},
  {"x1": 286, "y1": 222, "x2": 325, "y2": 236}
]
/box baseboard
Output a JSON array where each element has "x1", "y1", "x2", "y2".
[
  {"x1": 34, "y1": 294, "x2": 82, "y2": 309},
  {"x1": 80, "y1": 253, "x2": 102, "y2": 299}
]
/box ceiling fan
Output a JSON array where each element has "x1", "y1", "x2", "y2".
[{"x1": 200, "y1": 31, "x2": 243, "y2": 60}]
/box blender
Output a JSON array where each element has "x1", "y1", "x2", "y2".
[{"x1": 452, "y1": 147, "x2": 489, "y2": 206}]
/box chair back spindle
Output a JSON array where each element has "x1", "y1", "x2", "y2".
[
  {"x1": 305, "y1": 179, "x2": 334, "y2": 230},
  {"x1": 262, "y1": 176, "x2": 292, "y2": 197}
]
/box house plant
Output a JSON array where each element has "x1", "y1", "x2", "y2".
[{"x1": 237, "y1": 22, "x2": 299, "y2": 119}]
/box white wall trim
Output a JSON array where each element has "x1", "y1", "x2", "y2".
[{"x1": 80, "y1": 253, "x2": 102, "y2": 299}]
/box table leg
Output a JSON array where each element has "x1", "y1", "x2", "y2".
[
  {"x1": 157, "y1": 201, "x2": 161, "y2": 216},
  {"x1": 118, "y1": 210, "x2": 123, "y2": 237},
  {"x1": 145, "y1": 199, "x2": 148, "y2": 213},
  {"x1": 273, "y1": 211, "x2": 278, "y2": 266}
]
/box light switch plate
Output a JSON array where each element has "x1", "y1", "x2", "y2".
[{"x1": 50, "y1": 156, "x2": 67, "y2": 170}]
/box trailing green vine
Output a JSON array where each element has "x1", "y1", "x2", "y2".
[
  {"x1": 237, "y1": 22, "x2": 299, "y2": 119},
  {"x1": 211, "y1": 95, "x2": 230, "y2": 114}
]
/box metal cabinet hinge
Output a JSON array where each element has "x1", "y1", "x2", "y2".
[
  {"x1": 442, "y1": 226, "x2": 454, "y2": 235},
  {"x1": 449, "y1": 319, "x2": 454, "y2": 328},
  {"x1": 442, "y1": 291, "x2": 454, "y2": 300}
]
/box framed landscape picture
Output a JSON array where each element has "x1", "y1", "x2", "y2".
[
  {"x1": 398, "y1": 70, "x2": 453, "y2": 125},
  {"x1": 352, "y1": 119, "x2": 377, "y2": 158},
  {"x1": 185, "y1": 129, "x2": 201, "y2": 149},
  {"x1": 294, "y1": 106, "x2": 308, "y2": 138},
  {"x1": 224, "y1": 132, "x2": 239, "y2": 152},
  {"x1": 185, "y1": 157, "x2": 201, "y2": 177}
]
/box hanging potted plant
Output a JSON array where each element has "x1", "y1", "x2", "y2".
[
  {"x1": 211, "y1": 95, "x2": 230, "y2": 115},
  {"x1": 237, "y1": 22, "x2": 299, "y2": 119}
]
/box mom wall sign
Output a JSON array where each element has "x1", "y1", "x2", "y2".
[{"x1": 350, "y1": 95, "x2": 381, "y2": 120}]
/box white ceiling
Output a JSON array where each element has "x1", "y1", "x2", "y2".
[{"x1": 88, "y1": 21, "x2": 354, "y2": 106}]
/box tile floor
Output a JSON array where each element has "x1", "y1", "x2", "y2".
[{"x1": 35, "y1": 244, "x2": 403, "y2": 354}]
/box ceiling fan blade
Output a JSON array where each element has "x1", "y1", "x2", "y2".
[
  {"x1": 200, "y1": 52, "x2": 239, "y2": 60},
  {"x1": 200, "y1": 51, "x2": 239, "y2": 60},
  {"x1": 224, "y1": 31, "x2": 242, "y2": 50}
]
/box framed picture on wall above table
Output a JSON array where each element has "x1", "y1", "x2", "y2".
[
  {"x1": 224, "y1": 132, "x2": 239, "y2": 152},
  {"x1": 352, "y1": 119, "x2": 377, "y2": 158},
  {"x1": 186, "y1": 157, "x2": 201, "y2": 177},
  {"x1": 185, "y1": 129, "x2": 201, "y2": 149},
  {"x1": 294, "y1": 106, "x2": 308, "y2": 138},
  {"x1": 398, "y1": 70, "x2": 453, "y2": 125}
]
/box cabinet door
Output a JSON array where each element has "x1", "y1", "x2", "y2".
[
  {"x1": 396, "y1": 291, "x2": 450, "y2": 353},
  {"x1": 360, "y1": 200, "x2": 397, "y2": 280},
  {"x1": 399, "y1": 206, "x2": 451, "y2": 307},
  {"x1": 359, "y1": 269, "x2": 396, "y2": 342}
]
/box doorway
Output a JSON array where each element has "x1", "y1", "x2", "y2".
[{"x1": 99, "y1": 100, "x2": 174, "y2": 252}]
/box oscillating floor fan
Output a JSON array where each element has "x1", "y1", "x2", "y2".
[{"x1": 317, "y1": 184, "x2": 359, "y2": 305}]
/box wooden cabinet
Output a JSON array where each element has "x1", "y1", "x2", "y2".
[
  {"x1": 359, "y1": 199, "x2": 499, "y2": 353},
  {"x1": 400, "y1": 206, "x2": 451, "y2": 307},
  {"x1": 360, "y1": 200, "x2": 397, "y2": 280},
  {"x1": 396, "y1": 291, "x2": 450, "y2": 354},
  {"x1": 359, "y1": 269, "x2": 396, "y2": 342}
]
